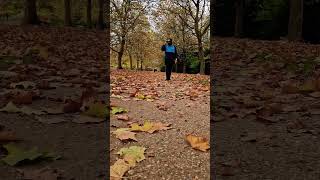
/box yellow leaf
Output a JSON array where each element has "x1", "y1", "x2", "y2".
[
  {"x1": 110, "y1": 159, "x2": 130, "y2": 180},
  {"x1": 130, "y1": 121, "x2": 152, "y2": 132}
]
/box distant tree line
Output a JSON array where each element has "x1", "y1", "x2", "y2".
[
  {"x1": 215, "y1": 0, "x2": 320, "y2": 43},
  {"x1": 1, "y1": 0, "x2": 106, "y2": 30}
]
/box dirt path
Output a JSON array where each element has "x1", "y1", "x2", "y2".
[
  {"x1": 212, "y1": 38, "x2": 320, "y2": 179},
  {"x1": 110, "y1": 71, "x2": 210, "y2": 179}
]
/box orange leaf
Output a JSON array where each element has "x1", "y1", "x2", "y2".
[{"x1": 186, "y1": 134, "x2": 210, "y2": 152}]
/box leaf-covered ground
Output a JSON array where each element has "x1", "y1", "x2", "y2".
[
  {"x1": 212, "y1": 38, "x2": 320, "y2": 179},
  {"x1": 110, "y1": 70, "x2": 210, "y2": 179},
  {"x1": 0, "y1": 25, "x2": 108, "y2": 179}
]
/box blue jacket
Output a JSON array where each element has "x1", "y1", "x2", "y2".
[{"x1": 161, "y1": 44, "x2": 177, "y2": 62}]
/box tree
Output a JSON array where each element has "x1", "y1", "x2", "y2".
[
  {"x1": 288, "y1": 0, "x2": 303, "y2": 41},
  {"x1": 172, "y1": 0, "x2": 210, "y2": 75},
  {"x1": 98, "y1": 0, "x2": 105, "y2": 29},
  {"x1": 23, "y1": 0, "x2": 39, "y2": 25},
  {"x1": 87, "y1": 0, "x2": 92, "y2": 28},
  {"x1": 111, "y1": 0, "x2": 151, "y2": 69},
  {"x1": 234, "y1": 0, "x2": 244, "y2": 37},
  {"x1": 64, "y1": 0, "x2": 72, "y2": 26}
]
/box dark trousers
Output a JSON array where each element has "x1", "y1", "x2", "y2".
[{"x1": 165, "y1": 62, "x2": 174, "y2": 80}]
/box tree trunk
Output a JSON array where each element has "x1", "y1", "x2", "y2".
[
  {"x1": 87, "y1": 0, "x2": 92, "y2": 28},
  {"x1": 64, "y1": 0, "x2": 72, "y2": 26},
  {"x1": 198, "y1": 38, "x2": 205, "y2": 75},
  {"x1": 288, "y1": 0, "x2": 303, "y2": 41},
  {"x1": 136, "y1": 59, "x2": 139, "y2": 70},
  {"x1": 234, "y1": 0, "x2": 244, "y2": 37},
  {"x1": 23, "y1": 0, "x2": 39, "y2": 25},
  {"x1": 98, "y1": 0, "x2": 104, "y2": 30},
  {"x1": 140, "y1": 59, "x2": 143, "y2": 70},
  {"x1": 182, "y1": 50, "x2": 186, "y2": 73},
  {"x1": 117, "y1": 38, "x2": 125, "y2": 69},
  {"x1": 128, "y1": 51, "x2": 133, "y2": 70}
]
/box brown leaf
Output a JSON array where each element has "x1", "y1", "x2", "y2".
[
  {"x1": 186, "y1": 134, "x2": 210, "y2": 152},
  {"x1": 147, "y1": 122, "x2": 172, "y2": 133},
  {"x1": 116, "y1": 115, "x2": 129, "y2": 121},
  {"x1": 112, "y1": 128, "x2": 137, "y2": 141}
]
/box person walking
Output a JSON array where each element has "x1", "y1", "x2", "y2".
[{"x1": 161, "y1": 38, "x2": 177, "y2": 81}]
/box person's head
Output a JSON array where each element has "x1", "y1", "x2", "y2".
[{"x1": 166, "y1": 38, "x2": 173, "y2": 45}]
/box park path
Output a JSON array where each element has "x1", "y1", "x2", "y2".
[{"x1": 110, "y1": 70, "x2": 210, "y2": 179}]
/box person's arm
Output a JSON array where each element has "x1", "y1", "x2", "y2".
[{"x1": 161, "y1": 45, "x2": 166, "y2": 51}]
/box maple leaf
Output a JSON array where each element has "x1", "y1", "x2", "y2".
[
  {"x1": 117, "y1": 146, "x2": 146, "y2": 167},
  {"x1": 112, "y1": 128, "x2": 137, "y2": 141},
  {"x1": 110, "y1": 159, "x2": 130, "y2": 180},
  {"x1": 186, "y1": 134, "x2": 210, "y2": 152}
]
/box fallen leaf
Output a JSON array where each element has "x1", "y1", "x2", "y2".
[
  {"x1": 110, "y1": 159, "x2": 130, "y2": 180},
  {"x1": 116, "y1": 115, "x2": 129, "y2": 121},
  {"x1": 111, "y1": 107, "x2": 128, "y2": 115},
  {"x1": 117, "y1": 146, "x2": 146, "y2": 167},
  {"x1": 0, "y1": 102, "x2": 45, "y2": 115},
  {"x1": 112, "y1": 128, "x2": 137, "y2": 141},
  {"x1": 147, "y1": 122, "x2": 172, "y2": 133},
  {"x1": 1, "y1": 144, "x2": 59, "y2": 166},
  {"x1": 135, "y1": 93, "x2": 145, "y2": 100},
  {"x1": 186, "y1": 134, "x2": 210, "y2": 152},
  {"x1": 130, "y1": 121, "x2": 152, "y2": 132}
]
